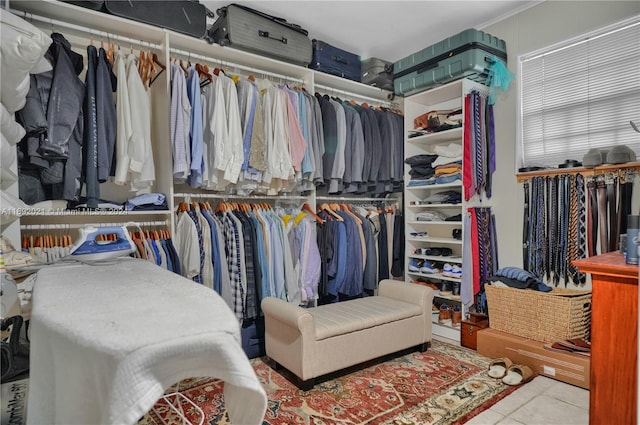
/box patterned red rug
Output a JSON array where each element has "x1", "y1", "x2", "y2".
[{"x1": 141, "y1": 340, "x2": 519, "y2": 425}]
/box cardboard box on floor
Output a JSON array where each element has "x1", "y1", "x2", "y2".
[{"x1": 477, "y1": 328, "x2": 590, "y2": 390}]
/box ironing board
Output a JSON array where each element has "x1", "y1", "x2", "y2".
[{"x1": 26, "y1": 258, "x2": 267, "y2": 425}]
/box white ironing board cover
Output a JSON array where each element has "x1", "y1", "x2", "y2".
[{"x1": 26, "y1": 258, "x2": 267, "y2": 425}]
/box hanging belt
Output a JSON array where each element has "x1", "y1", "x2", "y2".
[
  {"x1": 586, "y1": 178, "x2": 598, "y2": 257},
  {"x1": 535, "y1": 177, "x2": 545, "y2": 279},
  {"x1": 619, "y1": 171, "x2": 634, "y2": 234},
  {"x1": 607, "y1": 177, "x2": 618, "y2": 252},
  {"x1": 523, "y1": 181, "x2": 530, "y2": 271},
  {"x1": 597, "y1": 179, "x2": 609, "y2": 254}
]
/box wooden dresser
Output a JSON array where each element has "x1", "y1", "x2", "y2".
[{"x1": 574, "y1": 252, "x2": 638, "y2": 425}]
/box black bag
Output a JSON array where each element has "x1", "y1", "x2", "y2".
[
  {"x1": 0, "y1": 316, "x2": 29, "y2": 383},
  {"x1": 310, "y1": 40, "x2": 361, "y2": 82},
  {"x1": 103, "y1": 0, "x2": 213, "y2": 39},
  {"x1": 206, "y1": 4, "x2": 312, "y2": 66}
]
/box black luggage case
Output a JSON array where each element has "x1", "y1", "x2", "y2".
[
  {"x1": 103, "y1": 1, "x2": 211, "y2": 39},
  {"x1": 310, "y1": 40, "x2": 360, "y2": 82},
  {"x1": 206, "y1": 4, "x2": 313, "y2": 66}
]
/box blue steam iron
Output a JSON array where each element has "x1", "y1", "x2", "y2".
[{"x1": 67, "y1": 226, "x2": 136, "y2": 261}]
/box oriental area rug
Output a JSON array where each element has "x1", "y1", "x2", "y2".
[{"x1": 140, "y1": 340, "x2": 519, "y2": 425}]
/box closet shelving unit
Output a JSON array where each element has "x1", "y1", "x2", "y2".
[
  {"x1": 403, "y1": 78, "x2": 488, "y2": 342},
  {"x1": 5, "y1": 0, "x2": 397, "y2": 250}
]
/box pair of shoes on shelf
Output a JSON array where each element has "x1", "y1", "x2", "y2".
[
  {"x1": 409, "y1": 258, "x2": 439, "y2": 274},
  {"x1": 451, "y1": 305, "x2": 462, "y2": 327},
  {"x1": 442, "y1": 263, "x2": 462, "y2": 278},
  {"x1": 487, "y1": 357, "x2": 534, "y2": 386},
  {"x1": 438, "y1": 304, "x2": 451, "y2": 324}
]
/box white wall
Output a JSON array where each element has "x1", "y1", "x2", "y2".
[{"x1": 484, "y1": 0, "x2": 640, "y2": 269}]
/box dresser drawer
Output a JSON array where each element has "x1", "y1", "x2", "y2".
[{"x1": 461, "y1": 320, "x2": 489, "y2": 350}]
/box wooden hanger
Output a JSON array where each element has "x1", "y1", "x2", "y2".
[
  {"x1": 321, "y1": 203, "x2": 343, "y2": 221},
  {"x1": 301, "y1": 203, "x2": 325, "y2": 224}
]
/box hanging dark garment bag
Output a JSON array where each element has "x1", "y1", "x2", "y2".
[
  {"x1": 206, "y1": 3, "x2": 313, "y2": 66},
  {"x1": 103, "y1": 1, "x2": 212, "y2": 39}
]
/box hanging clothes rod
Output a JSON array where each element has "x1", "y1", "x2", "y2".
[
  {"x1": 313, "y1": 83, "x2": 392, "y2": 107},
  {"x1": 168, "y1": 47, "x2": 304, "y2": 84},
  {"x1": 315, "y1": 196, "x2": 397, "y2": 203},
  {"x1": 20, "y1": 221, "x2": 169, "y2": 231},
  {"x1": 174, "y1": 192, "x2": 308, "y2": 201},
  {"x1": 10, "y1": 9, "x2": 163, "y2": 50}
]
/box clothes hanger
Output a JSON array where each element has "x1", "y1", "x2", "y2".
[
  {"x1": 321, "y1": 203, "x2": 343, "y2": 221},
  {"x1": 301, "y1": 202, "x2": 325, "y2": 224}
]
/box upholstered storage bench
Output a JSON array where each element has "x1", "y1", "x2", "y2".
[{"x1": 261, "y1": 280, "x2": 434, "y2": 390}]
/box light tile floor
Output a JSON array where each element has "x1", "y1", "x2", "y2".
[{"x1": 465, "y1": 375, "x2": 589, "y2": 424}]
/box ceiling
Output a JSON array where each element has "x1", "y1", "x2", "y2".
[{"x1": 201, "y1": 1, "x2": 541, "y2": 63}]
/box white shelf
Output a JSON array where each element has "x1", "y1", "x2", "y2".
[
  {"x1": 406, "y1": 203, "x2": 463, "y2": 209},
  {"x1": 406, "y1": 127, "x2": 463, "y2": 146},
  {"x1": 408, "y1": 220, "x2": 461, "y2": 225},
  {"x1": 409, "y1": 254, "x2": 463, "y2": 264},
  {"x1": 407, "y1": 237, "x2": 462, "y2": 244},
  {"x1": 431, "y1": 322, "x2": 461, "y2": 340},
  {"x1": 407, "y1": 270, "x2": 462, "y2": 282},
  {"x1": 405, "y1": 181, "x2": 462, "y2": 190}
]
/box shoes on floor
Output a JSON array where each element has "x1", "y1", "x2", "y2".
[
  {"x1": 487, "y1": 357, "x2": 513, "y2": 379},
  {"x1": 502, "y1": 364, "x2": 534, "y2": 386}
]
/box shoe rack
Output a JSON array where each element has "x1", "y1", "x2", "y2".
[{"x1": 403, "y1": 78, "x2": 488, "y2": 342}]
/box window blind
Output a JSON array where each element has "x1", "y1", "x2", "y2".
[{"x1": 519, "y1": 17, "x2": 640, "y2": 169}]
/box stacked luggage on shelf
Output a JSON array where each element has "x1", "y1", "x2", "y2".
[
  {"x1": 393, "y1": 28, "x2": 507, "y2": 97},
  {"x1": 309, "y1": 39, "x2": 361, "y2": 82},
  {"x1": 206, "y1": 3, "x2": 313, "y2": 66},
  {"x1": 61, "y1": 0, "x2": 213, "y2": 38},
  {"x1": 360, "y1": 57, "x2": 394, "y2": 91}
]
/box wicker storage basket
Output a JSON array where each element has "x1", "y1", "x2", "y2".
[{"x1": 485, "y1": 284, "x2": 591, "y2": 343}]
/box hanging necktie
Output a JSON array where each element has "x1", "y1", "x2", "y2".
[
  {"x1": 485, "y1": 101, "x2": 496, "y2": 198},
  {"x1": 566, "y1": 174, "x2": 579, "y2": 285},
  {"x1": 523, "y1": 181, "x2": 530, "y2": 271},
  {"x1": 586, "y1": 178, "x2": 598, "y2": 257},
  {"x1": 549, "y1": 176, "x2": 559, "y2": 283},
  {"x1": 575, "y1": 173, "x2": 586, "y2": 285},
  {"x1": 473, "y1": 91, "x2": 485, "y2": 195},
  {"x1": 463, "y1": 94, "x2": 474, "y2": 201},
  {"x1": 545, "y1": 176, "x2": 552, "y2": 280}
]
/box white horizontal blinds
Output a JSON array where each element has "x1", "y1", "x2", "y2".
[{"x1": 520, "y1": 18, "x2": 640, "y2": 168}]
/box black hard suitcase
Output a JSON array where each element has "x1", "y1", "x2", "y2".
[
  {"x1": 103, "y1": 1, "x2": 211, "y2": 39},
  {"x1": 310, "y1": 40, "x2": 360, "y2": 82},
  {"x1": 393, "y1": 28, "x2": 507, "y2": 97},
  {"x1": 361, "y1": 57, "x2": 393, "y2": 91},
  {"x1": 206, "y1": 4, "x2": 312, "y2": 66}
]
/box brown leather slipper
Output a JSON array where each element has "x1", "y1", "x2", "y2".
[
  {"x1": 557, "y1": 338, "x2": 591, "y2": 352},
  {"x1": 488, "y1": 357, "x2": 513, "y2": 379},
  {"x1": 502, "y1": 364, "x2": 534, "y2": 386}
]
